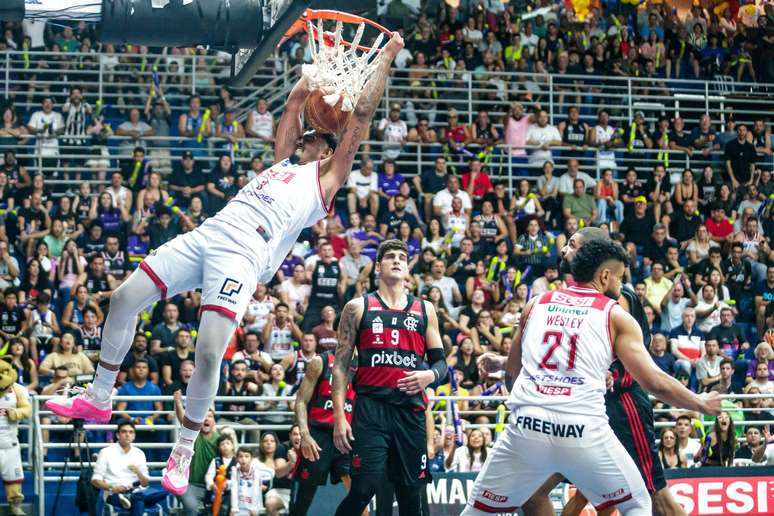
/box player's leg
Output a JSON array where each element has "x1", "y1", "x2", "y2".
[
  {"x1": 45, "y1": 268, "x2": 164, "y2": 421},
  {"x1": 163, "y1": 309, "x2": 238, "y2": 495},
  {"x1": 388, "y1": 407, "x2": 428, "y2": 516},
  {"x1": 615, "y1": 391, "x2": 681, "y2": 515},
  {"x1": 335, "y1": 397, "x2": 390, "y2": 516},
  {"x1": 46, "y1": 230, "x2": 204, "y2": 421},
  {"x1": 560, "y1": 491, "x2": 590, "y2": 516},
  {"x1": 463, "y1": 424, "x2": 551, "y2": 515},
  {"x1": 652, "y1": 487, "x2": 686, "y2": 516},
  {"x1": 291, "y1": 427, "x2": 335, "y2": 516},
  {"x1": 289, "y1": 479, "x2": 319, "y2": 516},
  {"x1": 560, "y1": 429, "x2": 651, "y2": 516},
  {"x1": 523, "y1": 473, "x2": 564, "y2": 516}
]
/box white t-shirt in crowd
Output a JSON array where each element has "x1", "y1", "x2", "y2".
[
  {"x1": 526, "y1": 123, "x2": 561, "y2": 165},
  {"x1": 28, "y1": 110, "x2": 64, "y2": 156},
  {"x1": 557, "y1": 172, "x2": 597, "y2": 195},
  {"x1": 378, "y1": 118, "x2": 408, "y2": 159},
  {"x1": 249, "y1": 110, "x2": 274, "y2": 140},
  {"x1": 347, "y1": 168, "x2": 379, "y2": 200},
  {"x1": 92, "y1": 444, "x2": 149, "y2": 488},
  {"x1": 448, "y1": 446, "x2": 485, "y2": 473},
  {"x1": 433, "y1": 188, "x2": 472, "y2": 217}
]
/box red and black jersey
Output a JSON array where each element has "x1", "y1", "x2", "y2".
[
  {"x1": 308, "y1": 351, "x2": 355, "y2": 429},
  {"x1": 354, "y1": 292, "x2": 429, "y2": 410}
]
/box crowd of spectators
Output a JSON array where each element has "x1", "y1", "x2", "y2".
[{"x1": 0, "y1": 2, "x2": 774, "y2": 512}]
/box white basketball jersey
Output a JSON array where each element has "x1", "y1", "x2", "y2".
[
  {"x1": 507, "y1": 286, "x2": 617, "y2": 419},
  {"x1": 211, "y1": 158, "x2": 330, "y2": 281}
]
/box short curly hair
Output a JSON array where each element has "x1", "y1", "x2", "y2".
[{"x1": 571, "y1": 239, "x2": 629, "y2": 284}]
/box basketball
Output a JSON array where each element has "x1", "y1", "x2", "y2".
[{"x1": 303, "y1": 89, "x2": 351, "y2": 135}]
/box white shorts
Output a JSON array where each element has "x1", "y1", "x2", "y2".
[
  {"x1": 0, "y1": 445, "x2": 24, "y2": 482},
  {"x1": 140, "y1": 220, "x2": 270, "y2": 321},
  {"x1": 466, "y1": 407, "x2": 650, "y2": 514}
]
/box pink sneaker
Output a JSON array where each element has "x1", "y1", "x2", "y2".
[
  {"x1": 45, "y1": 386, "x2": 112, "y2": 423},
  {"x1": 162, "y1": 445, "x2": 194, "y2": 496}
]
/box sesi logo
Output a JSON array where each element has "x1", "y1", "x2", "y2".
[
  {"x1": 668, "y1": 477, "x2": 774, "y2": 515},
  {"x1": 550, "y1": 293, "x2": 595, "y2": 307}
]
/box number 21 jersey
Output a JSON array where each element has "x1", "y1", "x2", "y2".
[{"x1": 507, "y1": 285, "x2": 617, "y2": 419}]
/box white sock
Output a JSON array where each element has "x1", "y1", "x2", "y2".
[
  {"x1": 91, "y1": 366, "x2": 118, "y2": 402},
  {"x1": 177, "y1": 425, "x2": 200, "y2": 449}
]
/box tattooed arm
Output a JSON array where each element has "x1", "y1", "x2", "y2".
[
  {"x1": 275, "y1": 77, "x2": 311, "y2": 162},
  {"x1": 294, "y1": 355, "x2": 324, "y2": 461},
  {"x1": 319, "y1": 32, "x2": 405, "y2": 206},
  {"x1": 332, "y1": 298, "x2": 363, "y2": 453}
]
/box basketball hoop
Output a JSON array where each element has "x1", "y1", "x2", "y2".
[{"x1": 286, "y1": 9, "x2": 394, "y2": 113}]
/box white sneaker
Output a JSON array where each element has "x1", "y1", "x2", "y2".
[
  {"x1": 44, "y1": 385, "x2": 112, "y2": 423},
  {"x1": 161, "y1": 445, "x2": 194, "y2": 496},
  {"x1": 116, "y1": 493, "x2": 132, "y2": 510}
]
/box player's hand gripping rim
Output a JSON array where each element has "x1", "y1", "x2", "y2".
[
  {"x1": 300, "y1": 432, "x2": 322, "y2": 462},
  {"x1": 333, "y1": 419, "x2": 354, "y2": 454},
  {"x1": 397, "y1": 370, "x2": 435, "y2": 396}
]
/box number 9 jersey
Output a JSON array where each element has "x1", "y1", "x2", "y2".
[{"x1": 507, "y1": 285, "x2": 618, "y2": 420}]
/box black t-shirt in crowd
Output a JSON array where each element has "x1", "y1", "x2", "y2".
[
  {"x1": 420, "y1": 170, "x2": 448, "y2": 195},
  {"x1": 706, "y1": 324, "x2": 747, "y2": 358},
  {"x1": 722, "y1": 258, "x2": 753, "y2": 299},
  {"x1": 159, "y1": 350, "x2": 195, "y2": 385},
  {"x1": 724, "y1": 138, "x2": 757, "y2": 184},
  {"x1": 620, "y1": 212, "x2": 656, "y2": 248}
]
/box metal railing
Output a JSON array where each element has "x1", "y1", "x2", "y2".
[
  {"x1": 26, "y1": 392, "x2": 774, "y2": 515},
  {"x1": 1, "y1": 136, "x2": 770, "y2": 198},
  {"x1": 382, "y1": 67, "x2": 774, "y2": 129},
  {"x1": 2, "y1": 49, "x2": 289, "y2": 115}
]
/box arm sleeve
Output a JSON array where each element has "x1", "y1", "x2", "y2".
[{"x1": 92, "y1": 450, "x2": 107, "y2": 482}]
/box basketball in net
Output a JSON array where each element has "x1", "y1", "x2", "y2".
[
  {"x1": 288, "y1": 10, "x2": 392, "y2": 135},
  {"x1": 304, "y1": 89, "x2": 351, "y2": 134}
]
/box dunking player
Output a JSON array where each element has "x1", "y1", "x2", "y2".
[
  {"x1": 463, "y1": 240, "x2": 721, "y2": 515},
  {"x1": 45, "y1": 33, "x2": 406, "y2": 495},
  {"x1": 520, "y1": 227, "x2": 687, "y2": 516},
  {"x1": 289, "y1": 349, "x2": 358, "y2": 516},
  {"x1": 331, "y1": 240, "x2": 448, "y2": 515}
]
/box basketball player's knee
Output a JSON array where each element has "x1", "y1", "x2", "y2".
[
  {"x1": 346, "y1": 475, "x2": 379, "y2": 506},
  {"x1": 652, "y1": 487, "x2": 684, "y2": 516},
  {"x1": 193, "y1": 345, "x2": 221, "y2": 372}
]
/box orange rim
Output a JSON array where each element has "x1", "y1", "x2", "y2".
[{"x1": 282, "y1": 9, "x2": 393, "y2": 52}]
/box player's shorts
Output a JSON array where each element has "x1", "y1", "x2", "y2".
[
  {"x1": 0, "y1": 444, "x2": 24, "y2": 482},
  {"x1": 350, "y1": 395, "x2": 429, "y2": 487},
  {"x1": 466, "y1": 407, "x2": 650, "y2": 514},
  {"x1": 140, "y1": 219, "x2": 270, "y2": 322},
  {"x1": 606, "y1": 385, "x2": 667, "y2": 493},
  {"x1": 295, "y1": 426, "x2": 351, "y2": 486}
]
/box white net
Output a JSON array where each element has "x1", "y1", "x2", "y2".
[{"x1": 302, "y1": 19, "x2": 386, "y2": 113}]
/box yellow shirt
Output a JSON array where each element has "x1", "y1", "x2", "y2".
[
  {"x1": 644, "y1": 277, "x2": 673, "y2": 311},
  {"x1": 40, "y1": 352, "x2": 95, "y2": 378},
  {"x1": 434, "y1": 383, "x2": 470, "y2": 411}
]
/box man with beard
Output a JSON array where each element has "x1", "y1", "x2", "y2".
[
  {"x1": 478, "y1": 227, "x2": 690, "y2": 516},
  {"x1": 464, "y1": 238, "x2": 719, "y2": 515},
  {"x1": 118, "y1": 333, "x2": 159, "y2": 386}
]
